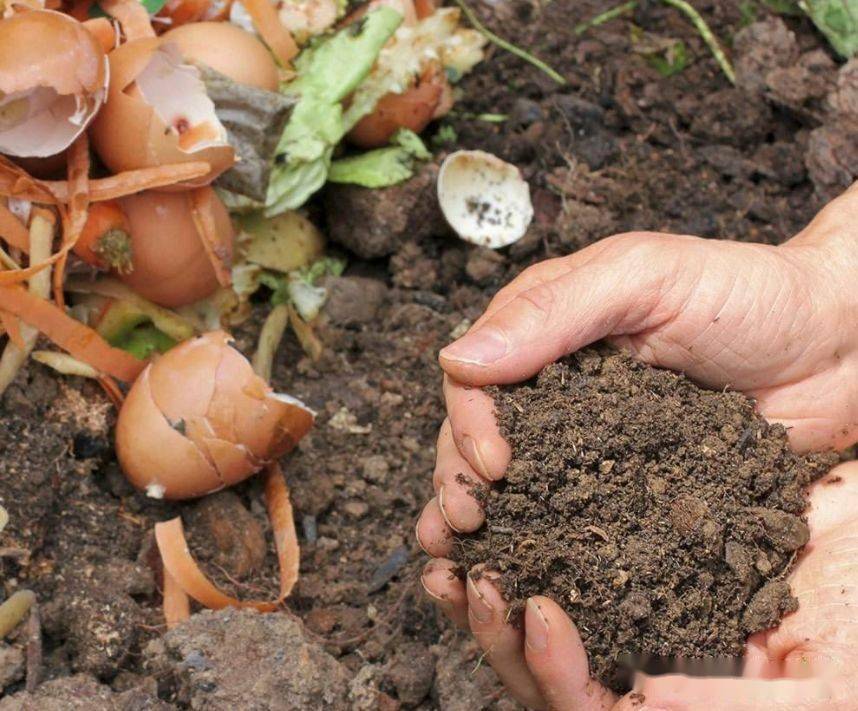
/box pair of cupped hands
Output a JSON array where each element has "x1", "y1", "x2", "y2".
[{"x1": 416, "y1": 184, "x2": 858, "y2": 710}]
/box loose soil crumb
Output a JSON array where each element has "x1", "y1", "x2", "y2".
[{"x1": 457, "y1": 348, "x2": 835, "y2": 691}]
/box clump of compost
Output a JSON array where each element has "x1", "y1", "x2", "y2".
[{"x1": 456, "y1": 348, "x2": 835, "y2": 691}]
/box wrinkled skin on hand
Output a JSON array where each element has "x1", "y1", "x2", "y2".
[{"x1": 417, "y1": 185, "x2": 858, "y2": 709}]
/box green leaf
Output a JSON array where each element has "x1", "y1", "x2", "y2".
[
  {"x1": 115, "y1": 325, "x2": 176, "y2": 360},
  {"x1": 265, "y1": 8, "x2": 403, "y2": 215},
  {"x1": 89, "y1": 0, "x2": 166, "y2": 18},
  {"x1": 800, "y1": 0, "x2": 858, "y2": 57},
  {"x1": 328, "y1": 130, "x2": 431, "y2": 188}
]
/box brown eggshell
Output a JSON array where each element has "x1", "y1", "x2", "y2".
[
  {"x1": 147, "y1": 329, "x2": 221, "y2": 418},
  {"x1": 0, "y1": 10, "x2": 107, "y2": 96},
  {"x1": 117, "y1": 189, "x2": 233, "y2": 308},
  {"x1": 117, "y1": 331, "x2": 315, "y2": 500},
  {"x1": 116, "y1": 367, "x2": 223, "y2": 499},
  {"x1": 199, "y1": 437, "x2": 259, "y2": 487},
  {"x1": 162, "y1": 22, "x2": 279, "y2": 91},
  {"x1": 348, "y1": 75, "x2": 445, "y2": 149},
  {"x1": 89, "y1": 37, "x2": 234, "y2": 187}
]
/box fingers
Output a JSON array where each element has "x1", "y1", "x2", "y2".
[
  {"x1": 444, "y1": 376, "x2": 511, "y2": 480},
  {"x1": 523, "y1": 596, "x2": 617, "y2": 711},
  {"x1": 439, "y1": 233, "x2": 683, "y2": 387},
  {"x1": 804, "y1": 461, "x2": 858, "y2": 539},
  {"x1": 421, "y1": 558, "x2": 468, "y2": 629},
  {"x1": 433, "y1": 418, "x2": 488, "y2": 533},
  {"x1": 466, "y1": 571, "x2": 546, "y2": 709},
  {"x1": 416, "y1": 497, "x2": 455, "y2": 558},
  {"x1": 615, "y1": 674, "x2": 847, "y2": 711}
]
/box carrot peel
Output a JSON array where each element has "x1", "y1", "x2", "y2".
[
  {"x1": 155, "y1": 463, "x2": 300, "y2": 619},
  {"x1": 0, "y1": 285, "x2": 145, "y2": 382}
]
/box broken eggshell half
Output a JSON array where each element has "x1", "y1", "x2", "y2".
[
  {"x1": 0, "y1": 10, "x2": 108, "y2": 158},
  {"x1": 90, "y1": 38, "x2": 234, "y2": 187},
  {"x1": 116, "y1": 331, "x2": 314, "y2": 500},
  {"x1": 437, "y1": 150, "x2": 533, "y2": 249}
]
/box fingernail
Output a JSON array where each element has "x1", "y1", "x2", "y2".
[
  {"x1": 437, "y1": 486, "x2": 463, "y2": 533},
  {"x1": 525, "y1": 598, "x2": 549, "y2": 651},
  {"x1": 461, "y1": 436, "x2": 491, "y2": 479},
  {"x1": 440, "y1": 327, "x2": 508, "y2": 366},
  {"x1": 467, "y1": 573, "x2": 494, "y2": 624},
  {"x1": 415, "y1": 520, "x2": 431, "y2": 555},
  {"x1": 421, "y1": 563, "x2": 448, "y2": 602}
]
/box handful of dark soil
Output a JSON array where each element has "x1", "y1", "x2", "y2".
[{"x1": 456, "y1": 348, "x2": 835, "y2": 691}]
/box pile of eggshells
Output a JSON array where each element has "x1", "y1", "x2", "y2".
[{"x1": 1, "y1": 9, "x2": 313, "y2": 500}]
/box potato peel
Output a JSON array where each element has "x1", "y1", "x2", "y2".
[{"x1": 155, "y1": 462, "x2": 300, "y2": 619}]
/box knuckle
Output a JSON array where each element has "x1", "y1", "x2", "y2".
[{"x1": 517, "y1": 282, "x2": 558, "y2": 319}]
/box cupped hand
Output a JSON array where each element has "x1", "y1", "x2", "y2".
[
  {"x1": 423, "y1": 462, "x2": 858, "y2": 710},
  {"x1": 416, "y1": 185, "x2": 858, "y2": 708}
]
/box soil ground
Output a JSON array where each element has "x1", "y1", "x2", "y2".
[
  {"x1": 456, "y1": 349, "x2": 835, "y2": 691},
  {"x1": 1, "y1": 1, "x2": 855, "y2": 708}
]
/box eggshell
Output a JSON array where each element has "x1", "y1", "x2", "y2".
[
  {"x1": 0, "y1": 10, "x2": 108, "y2": 157},
  {"x1": 117, "y1": 188, "x2": 233, "y2": 308},
  {"x1": 162, "y1": 22, "x2": 279, "y2": 91},
  {"x1": 89, "y1": 38, "x2": 233, "y2": 187},
  {"x1": 116, "y1": 366, "x2": 224, "y2": 499},
  {"x1": 116, "y1": 331, "x2": 315, "y2": 500},
  {"x1": 0, "y1": 10, "x2": 106, "y2": 96},
  {"x1": 437, "y1": 150, "x2": 534, "y2": 249}
]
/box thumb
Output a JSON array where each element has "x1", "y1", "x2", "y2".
[
  {"x1": 616, "y1": 674, "x2": 849, "y2": 711},
  {"x1": 439, "y1": 233, "x2": 689, "y2": 386}
]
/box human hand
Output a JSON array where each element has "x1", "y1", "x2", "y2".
[
  {"x1": 416, "y1": 185, "x2": 858, "y2": 708},
  {"x1": 423, "y1": 462, "x2": 858, "y2": 710}
]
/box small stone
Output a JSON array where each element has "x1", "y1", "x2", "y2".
[
  {"x1": 343, "y1": 500, "x2": 370, "y2": 519},
  {"x1": 465, "y1": 247, "x2": 506, "y2": 286},
  {"x1": 321, "y1": 276, "x2": 387, "y2": 327},
  {"x1": 0, "y1": 643, "x2": 24, "y2": 691},
  {"x1": 387, "y1": 642, "x2": 434, "y2": 707},
  {"x1": 360, "y1": 455, "x2": 390, "y2": 484},
  {"x1": 187, "y1": 492, "x2": 267, "y2": 580}
]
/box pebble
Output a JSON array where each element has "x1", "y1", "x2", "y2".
[{"x1": 343, "y1": 500, "x2": 370, "y2": 519}]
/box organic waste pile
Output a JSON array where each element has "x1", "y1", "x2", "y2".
[
  {"x1": 0, "y1": 0, "x2": 497, "y2": 631},
  {"x1": 456, "y1": 348, "x2": 837, "y2": 691}
]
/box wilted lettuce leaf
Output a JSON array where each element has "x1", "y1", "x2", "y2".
[
  {"x1": 259, "y1": 257, "x2": 346, "y2": 320},
  {"x1": 800, "y1": 0, "x2": 858, "y2": 57},
  {"x1": 328, "y1": 129, "x2": 431, "y2": 188},
  {"x1": 265, "y1": 8, "x2": 403, "y2": 216}
]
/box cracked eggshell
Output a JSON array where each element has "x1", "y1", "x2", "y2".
[
  {"x1": 162, "y1": 22, "x2": 279, "y2": 91},
  {"x1": 437, "y1": 150, "x2": 533, "y2": 249},
  {"x1": 116, "y1": 331, "x2": 315, "y2": 500},
  {"x1": 117, "y1": 188, "x2": 233, "y2": 308},
  {"x1": 89, "y1": 38, "x2": 234, "y2": 187},
  {"x1": 116, "y1": 366, "x2": 223, "y2": 500},
  {"x1": 0, "y1": 10, "x2": 108, "y2": 158}
]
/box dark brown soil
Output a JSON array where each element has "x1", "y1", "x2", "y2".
[
  {"x1": 1, "y1": 1, "x2": 855, "y2": 708},
  {"x1": 456, "y1": 348, "x2": 836, "y2": 691}
]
